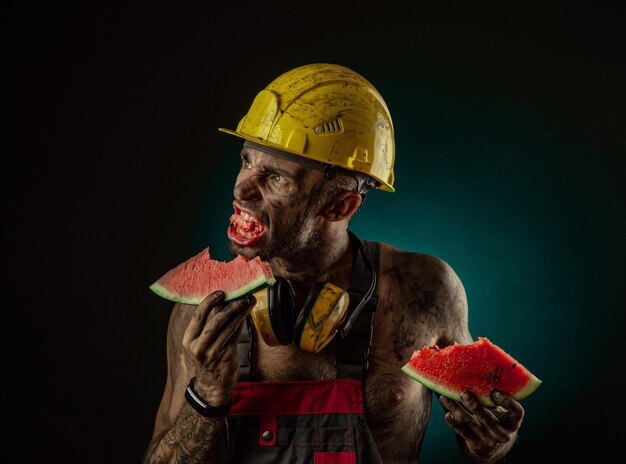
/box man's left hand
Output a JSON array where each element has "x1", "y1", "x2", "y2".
[{"x1": 439, "y1": 390, "x2": 524, "y2": 459}]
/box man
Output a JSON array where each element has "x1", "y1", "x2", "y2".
[{"x1": 143, "y1": 63, "x2": 525, "y2": 463}]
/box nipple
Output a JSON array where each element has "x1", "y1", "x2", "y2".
[{"x1": 389, "y1": 388, "x2": 405, "y2": 406}]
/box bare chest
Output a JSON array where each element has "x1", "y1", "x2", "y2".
[
  {"x1": 251, "y1": 338, "x2": 427, "y2": 421},
  {"x1": 249, "y1": 303, "x2": 437, "y2": 461}
]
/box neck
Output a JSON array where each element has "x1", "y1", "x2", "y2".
[{"x1": 271, "y1": 227, "x2": 354, "y2": 295}]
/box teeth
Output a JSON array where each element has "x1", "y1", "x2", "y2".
[{"x1": 241, "y1": 212, "x2": 251, "y2": 220}]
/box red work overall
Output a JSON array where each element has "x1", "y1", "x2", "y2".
[{"x1": 225, "y1": 238, "x2": 383, "y2": 463}]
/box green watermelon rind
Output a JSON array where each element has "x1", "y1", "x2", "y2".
[
  {"x1": 401, "y1": 365, "x2": 468, "y2": 403},
  {"x1": 511, "y1": 373, "x2": 542, "y2": 401},
  {"x1": 149, "y1": 275, "x2": 275, "y2": 305},
  {"x1": 401, "y1": 361, "x2": 542, "y2": 407}
]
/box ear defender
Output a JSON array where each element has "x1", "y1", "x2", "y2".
[
  {"x1": 293, "y1": 282, "x2": 350, "y2": 353},
  {"x1": 250, "y1": 278, "x2": 295, "y2": 347},
  {"x1": 250, "y1": 278, "x2": 350, "y2": 353}
]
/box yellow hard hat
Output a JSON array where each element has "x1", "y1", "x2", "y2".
[{"x1": 219, "y1": 63, "x2": 395, "y2": 192}]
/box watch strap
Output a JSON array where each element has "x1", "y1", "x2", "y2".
[{"x1": 184, "y1": 377, "x2": 232, "y2": 417}]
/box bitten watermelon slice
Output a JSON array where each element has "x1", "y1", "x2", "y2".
[
  {"x1": 401, "y1": 337, "x2": 541, "y2": 406},
  {"x1": 149, "y1": 247, "x2": 275, "y2": 305}
]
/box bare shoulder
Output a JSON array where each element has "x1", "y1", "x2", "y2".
[
  {"x1": 377, "y1": 242, "x2": 464, "y2": 294},
  {"x1": 375, "y1": 242, "x2": 472, "y2": 351}
]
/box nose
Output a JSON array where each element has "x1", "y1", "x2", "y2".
[{"x1": 233, "y1": 173, "x2": 262, "y2": 202}]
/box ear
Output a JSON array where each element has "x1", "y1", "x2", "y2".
[{"x1": 321, "y1": 191, "x2": 363, "y2": 222}]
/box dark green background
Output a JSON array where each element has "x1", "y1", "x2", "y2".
[{"x1": 7, "y1": 2, "x2": 624, "y2": 462}]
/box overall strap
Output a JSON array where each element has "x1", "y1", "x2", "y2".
[
  {"x1": 238, "y1": 318, "x2": 253, "y2": 382},
  {"x1": 335, "y1": 235, "x2": 380, "y2": 380}
]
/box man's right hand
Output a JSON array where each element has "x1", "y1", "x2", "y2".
[{"x1": 181, "y1": 291, "x2": 255, "y2": 407}]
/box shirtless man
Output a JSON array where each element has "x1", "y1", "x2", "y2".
[{"x1": 143, "y1": 64, "x2": 525, "y2": 463}]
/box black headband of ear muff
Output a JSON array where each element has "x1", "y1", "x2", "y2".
[
  {"x1": 267, "y1": 277, "x2": 295, "y2": 345},
  {"x1": 340, "y1": 230, "x2": 377, "y2": 337}
]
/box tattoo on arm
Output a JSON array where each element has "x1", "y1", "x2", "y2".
[{"x1": 142, "y1": 406, "x2": 226, "y2": 464}]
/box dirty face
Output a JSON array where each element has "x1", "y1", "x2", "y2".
[{"x1": 228, "y1": 146, "x2": 327, "y2": 261}]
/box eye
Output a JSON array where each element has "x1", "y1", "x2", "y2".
[
  {"x1": 241, "y1": 157, "x2": 252, "y2": 169},
  {"x1": 269, "y1": 173, "x2": 283, "y2": 184}
]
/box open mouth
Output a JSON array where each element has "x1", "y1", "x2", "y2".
[{"x1": 227, "y1": 203, "x2": 266, "y2": 247}]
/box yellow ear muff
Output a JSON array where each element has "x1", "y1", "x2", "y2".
[
  {"x1": 293, "y1": 282, "x2": 350, "y2": 353},
  {"x1": 250, "y1": 287, "x2": 281, "y2": 346},
  {"x1": 250, "y1": 281, "x2": 350, "y2": 353}
]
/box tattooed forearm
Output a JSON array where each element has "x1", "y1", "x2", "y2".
[{"x1": 142, "y1": 405, "x2": 226, "y2": 464}]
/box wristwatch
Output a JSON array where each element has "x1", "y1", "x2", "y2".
[{"x1": 184, "y1": 377, "x2": 232, "y2": 417}]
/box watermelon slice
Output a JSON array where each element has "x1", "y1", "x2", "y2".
[
  {"x1": 149, "y1": 247, "x2": 275, "y2": 305},
  {"x1": 401, "y1": 337, "x2": 541, "y2": 407}
]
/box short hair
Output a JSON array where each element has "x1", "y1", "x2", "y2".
[
  {"x1": 316, "y1": 167, "x2": 375, "y2": 215},
  {"x1": 323, "y1": 165, "x2": 377, "y2": 195}
]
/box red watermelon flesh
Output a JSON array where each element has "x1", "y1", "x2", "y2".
[
  {"x1": 149, "y1": 247, "x2": 275, "y2": 305},
  {"x1": 401, "y1": 337, "x2": 541, "y2": 406}
]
